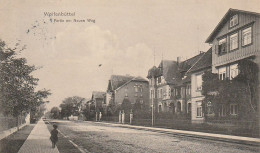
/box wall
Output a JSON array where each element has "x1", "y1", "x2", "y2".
[
  {"x1": 191, "y1": 71, "x2": 205, "y2": 123},
  {"x1": 212, "y1": 13, "x2": 260, "y2": 73},
  {"x1": 114, "y1": 81, "x2": 149, "y2": 108}
]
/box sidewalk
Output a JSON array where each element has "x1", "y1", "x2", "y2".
[
  {"x1": 91, "y1": 121, "x2": 260, "y2": 146},
  {"x1": 18, "y1": 119, "x2": 59, "y2": 153}
]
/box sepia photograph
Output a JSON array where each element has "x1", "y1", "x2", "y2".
[{"x1": 0, "y1": 0, "x2": 260, "y2": 152}]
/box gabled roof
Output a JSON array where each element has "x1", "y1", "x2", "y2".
[
  {"x1": 115, "y1": 76, "x2": 148, "y2": 91},
  {"x1": 206, "y1": 8, "x2": 260, "y2": 43},
  {"x1": 178, "y1": 53, "x2": 205, "y2": 72},
  {"x1": 107, "y1": 75, "x2": 134, "y2": 91},
  {"x1": 92, "y1": 91, "x2": 106, "y2": 99},
  {"x1": 188, "y1": 48, "x2": 212, "y2": 73}
]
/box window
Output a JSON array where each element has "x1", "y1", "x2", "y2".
[
  {"x1": 158, "y1": 76, "x2": 161, "y2": 84},
  {"x1": 150, "y1": 89, "x2": 153, "y2": 98},
  {"x1": 168, "y1": 88, "x2": 171, "y2": 97},
  {"x1": 157, "y1": 89, "x2": 160, "y2": 98},
  {"x1": 230, "y1": 104, "x2": 238, "y2": 115},
  {"x1": 230, "y1": 33, "x2": 238, "y2": 50},
  {"x1": 196, "y1": 74, "x2": 202, "y2": 91},
  {"x1": 242, "y1": 27, "x2": 252, "y2": 46},
  {"x1": 219, "y1": 105, "x2": 226, "y2": 117},
  {"x1": 196, "y1": 101, "x2": 203, "y2": 117},
  {"x1": 140, "y1": 100, "x2": 143, "y2": 104},
  {"x1": 230, "y1": 64, "x2": 239, "y2": 79},
  {"x1": 230, "y1": 14, "x2": 238, "y2": 28},
  {"x1": 135, "y1": 86, "x2": 138, "y2": 92},
  {"x1": 218, "y1": 67, "x2": 226, "y2": 80},
  {"x1": 160, "y1": 89, "x2": 163, "y2": 98},
  {"x1": 186, "y1": 85, "x2": 191, "y2": 95},
  {"x1": 207, "y1": 101, "x2": 214, "y2": 115},
  {"x1": 218, "y1": 38, "x2": 227, "y2": 55}
]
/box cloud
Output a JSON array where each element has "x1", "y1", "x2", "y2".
[{"x1": 35, "y1": 25, "x2": 154, "y2": 109}]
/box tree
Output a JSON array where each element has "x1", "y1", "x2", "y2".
[
  {"x1": 59, "y1": 96, "x2": 85, "y2": 119},
  {"x1": 121, "y1": 98, "x2": 132, "y2": 113},
  {"x1": 0, "y1": 39, "x2": 51, "y2": 125},
  {"x1": 202, "y1": 59, "x2": 258, "y2": 121},
  {"x1": 50, "y1": 107, "x2": 60, "y2": 119}
]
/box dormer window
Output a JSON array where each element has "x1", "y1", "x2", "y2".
[
  {"x1": 230, "y1": 14, "x2": 238, "y2": 28},
  {"x1": 218, "y1": 38, "x2": 227, "y2": 55}
]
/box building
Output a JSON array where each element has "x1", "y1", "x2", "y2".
[
  {"x1": 147, "y1": 60, "x2": 178, "y2": 113},
  {"x1": 147, "y1": 55, "x2": 204, "y2": 116},
  {"x1": 205, "y1": 8, "x2": 260, "y2": 118},
  {"x1": 106, "y1": 75, "x2": 149, "y2": 112},
  {"x1": 91, "y1": 91, "x2": 106, "y2": 112},
  {"x1": 188, "y1": 48, "x2": 212, "y2": 123},
  {"x1": 174, "y1": 53, "x2": 205, "y2": 117}
]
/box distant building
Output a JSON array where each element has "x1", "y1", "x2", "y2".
[
  {"x1": 106, "y1": 75, "x2": 149, "y2": 112},
  {"x1": 91, "y1": 91, "x2": 106, "y2": 112}
]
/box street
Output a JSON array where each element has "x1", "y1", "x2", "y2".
[{"x1": 47, "y1": 120, "x2": 259, "y2": 153}]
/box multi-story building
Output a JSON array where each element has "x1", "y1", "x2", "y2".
[
  {"x1": 188, "y1": 48, "x2": 212, "y2": 123},
  {"x1": 205, "y1": 8, "x2": 260, "y2": 118},
  {"x1": 147, "y1": 55, "x2": 204, "y2": 116},
  {"x1": 106, "y1": 75, "x2": 149, "y2": 111},
  {"x1": 147, "y1": 60, "x2": 178, "y2": 113},
  {"x1": 174, "y1": 53, "x2": 204, "y2": 117}
]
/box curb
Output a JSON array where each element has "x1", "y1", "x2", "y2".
[
  {"x1": 90, "y1": 121, "x2": 260, "y2": 146},
  {"x1": 0, "y1": 123, "x2": 28, "y2": 140}
]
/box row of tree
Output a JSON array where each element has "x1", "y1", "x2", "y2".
[{"x1": 0, "y1": 39, "x2": 51, "y2": 123}]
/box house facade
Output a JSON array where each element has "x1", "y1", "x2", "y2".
[
  {"x1": 205, "y1": 9, "x2": 260, "y2": 118},
  {"x1": 147, "y1": 55, "x2": 204, "y2": 116},
  {"x1": 91, "y1": 91, "x2": 106, "y2": 112},
  {"x1": 189, "y1": 48, "x2": 212, "y2": 123},
  {"x1": 147, "y1": 60, "x2": 178, "y2": 113},
  {"x1": 106, "y1": 75, "x2": 149, "y2": 111}
]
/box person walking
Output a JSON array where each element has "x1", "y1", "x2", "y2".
[{"x1": 50, "y1": 124, "x2": 58, "y2": 148}]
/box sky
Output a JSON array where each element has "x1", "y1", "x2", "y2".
[{"x1": 0, "y1": 0, "x2": 259, "y2": 110}]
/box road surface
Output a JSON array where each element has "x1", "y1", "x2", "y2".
[{"x1": 47, "y1": 120, "x2": 259, "y2": 153}]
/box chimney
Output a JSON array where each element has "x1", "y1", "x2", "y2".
[{"x1": 177, "y1": 56, "x2": 181, "y2": 64}]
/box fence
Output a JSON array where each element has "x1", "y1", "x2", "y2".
[
  {"x1": 0, "y1": 115, "x2": 26, "y2": 132},
  {"x1": 102, "y1": 115, "x2": 259, "y2": 138}
]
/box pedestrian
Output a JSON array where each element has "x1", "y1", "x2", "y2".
[{"x1": 50, "y1": 124, "x2": 58, "y2": 148}]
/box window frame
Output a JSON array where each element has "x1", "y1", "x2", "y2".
[
  {"x1": 229, "y1": 32, "x2": 239, "y2": 51},
  {"x1": 196, "y1": 73, "x2": 203, "y2": 91},
  {"x1": 229, "y1": 14, "x2": 239, "y2": 28},
  {"x1": 242, "y1": 26, "x2": 253, "y2": 47},
  {"x1": 196, "y1": 101, "x2": 203, "y2": 117},
  {"x1": 230, "y1": 104, "x2": 238, "y2": 115},
  {"x1": 218, "y1": 37, "x2": 227, "y2": 55},
  {"x1": 229, "y1": 63, "x2": 239, "y2": 80},
  {"x1": 218, "y1": 66, "x2": 227, "y2": 80}
]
